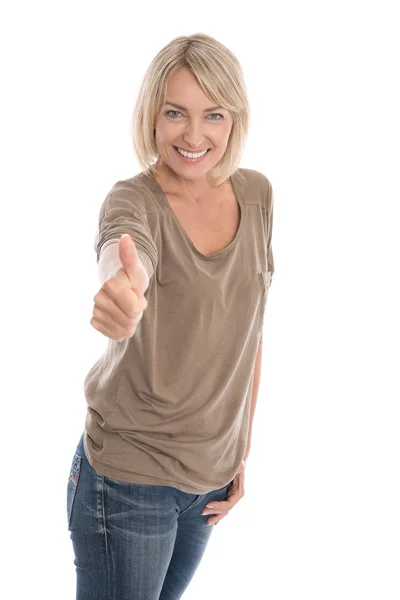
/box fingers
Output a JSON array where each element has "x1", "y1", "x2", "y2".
[
  {"x1": 90, "y1": 316, "x2": 129, "y2": 342},
  {"x1": 92, "y1": 302, "x2": 139, "y2": 337},
  {"x1": 91, "y1": 284, "x2": 147, "y2": 341},
  {"x1": 201, "y1": 498, "x2": 239, "y2": 526},
  {"x1": 201, "y1": 500, "x2": 232, "y2": 515},
  {"x1": 100, "y1": 279, "x2": 147, "y2": 320},
  {"x1": 201, "y1": 494, "x2": 242, "y2": 516},
  {"x1": 203, "y1": 510, "x2": 229, "y2": 527}
]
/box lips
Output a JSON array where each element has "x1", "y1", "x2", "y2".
[{"x1": 174, "y1": 146, "x2": 211, "y2": 154}]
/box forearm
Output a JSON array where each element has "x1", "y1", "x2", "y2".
[{"x1": 243, "y1": 340, "x2": 263, "y2": 462}]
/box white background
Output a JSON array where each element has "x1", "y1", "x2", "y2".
[{"x1": 1, "y1": 1, "x2": 399, "y2": 598}]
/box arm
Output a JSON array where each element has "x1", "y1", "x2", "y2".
[
  {"x1": 243, "y1": 339, "x2": 263, "y2": 462},
  {"x1": 94, "y1": 180, "x2": 158, "y2": 287}
]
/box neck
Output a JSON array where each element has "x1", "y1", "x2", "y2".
[{"x1": 154, "y1": 161, "x2": 222, "y2": 202}]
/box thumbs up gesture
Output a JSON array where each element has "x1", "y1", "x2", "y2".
[{"x1": 90, "y1": 234, "x2": 149, "y2": 341}]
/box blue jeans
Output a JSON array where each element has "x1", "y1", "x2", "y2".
[{"x1": 66, "y1": 432, "x2": 230, "y2": 599}]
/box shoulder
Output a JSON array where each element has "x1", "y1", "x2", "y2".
[
  {"x1": 102, "y1": 171, "x2": 158, "y2": 215},
  {"x1": 236, "y1": 168, "x2": 272, "y2": 208}
]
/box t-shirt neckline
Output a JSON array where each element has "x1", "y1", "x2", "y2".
[{"x1": 143, "y1": 168, "x2": 244, "y2": 260}]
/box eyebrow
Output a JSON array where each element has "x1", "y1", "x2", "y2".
[{"x1": 165, "y1": 101, "x2": 224, "y2": 112}]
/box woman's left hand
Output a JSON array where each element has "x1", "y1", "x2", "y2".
[{"x1": 200, "y1": 459, "x2": 246, "y2": 526}]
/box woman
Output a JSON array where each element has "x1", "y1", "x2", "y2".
[{"x1": 66, "y1": 32, "x2": 275, "y2": 599}]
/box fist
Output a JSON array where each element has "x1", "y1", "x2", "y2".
[{"x1": 90, "y1": 234, "x2": 149, "y2": 341}]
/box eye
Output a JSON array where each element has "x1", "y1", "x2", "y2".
[
  {"x1": 165, "y1": 110, "x2": 224, "y2": 120},
  {"x1": 165, "y1": 110, "x2": 181, "y2": 118}
]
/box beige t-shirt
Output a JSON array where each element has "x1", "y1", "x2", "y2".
[{"x1": 83, "y1": 166, "x2": 275, "y2": 494}]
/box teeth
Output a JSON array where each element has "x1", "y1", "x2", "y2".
[{"x1": 176, "y1": 147, "x2": 208, "y2": 159}]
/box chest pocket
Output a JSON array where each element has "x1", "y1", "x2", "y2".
[{"x1": 258, "y1": 270, "x2": 272, "y2": 332}]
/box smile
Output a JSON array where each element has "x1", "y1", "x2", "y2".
[{"x1": 173, "y1": 146, "x2": 211, "y2": 163}]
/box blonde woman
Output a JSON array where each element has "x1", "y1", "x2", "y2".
[{"x1": 66, "y1": 33, "x2": 275, "y2": 600}]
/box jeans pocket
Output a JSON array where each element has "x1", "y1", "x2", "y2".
[{"x1": 67, "y1": 451, "x2": 82, "y2": 529}]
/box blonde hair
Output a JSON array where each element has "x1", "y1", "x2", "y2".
[{"x1": 131, "y1": 33, "x2": 250, "y2": 187}]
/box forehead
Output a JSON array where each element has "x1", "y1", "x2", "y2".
[{"x1": 163, "y1": 69, "x2": 222, "y2": 111}]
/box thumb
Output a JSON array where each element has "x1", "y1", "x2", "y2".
[{"x1": 119, "y1": 234, "x2": 140, "y2": 287}]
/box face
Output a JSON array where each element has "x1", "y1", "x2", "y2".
[{"x1": 153, "y1": 67, "x2": 233, "y2": 186}]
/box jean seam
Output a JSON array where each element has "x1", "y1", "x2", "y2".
[
  {"x1": 99, "y1": 474, "x2": 108, "y2": 552},
  {"x1": 67, "y1": 453, "x2": 82, "y2": 529}
]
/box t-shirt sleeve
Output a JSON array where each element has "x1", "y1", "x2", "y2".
[
  {"x1": 94, "y1": 183, "x2": 158, "y2": 281},
  {"x1": 259, "y1": 175, "x2": 275, "y2": 345},
  {"x1": 265, "y1": 178, "x2": 275, "y2": 280}
]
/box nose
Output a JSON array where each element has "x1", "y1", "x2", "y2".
[{"x1": 182, "y1": 120, "x2": 208, "y2": 149}]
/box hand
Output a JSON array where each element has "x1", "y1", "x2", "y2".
[
  {"x1": 201, "y1": 459, "x2": 247, "y2": 526},
  {"x1": 90, "y1": 234, "x2": 149, "y2": 341}
]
